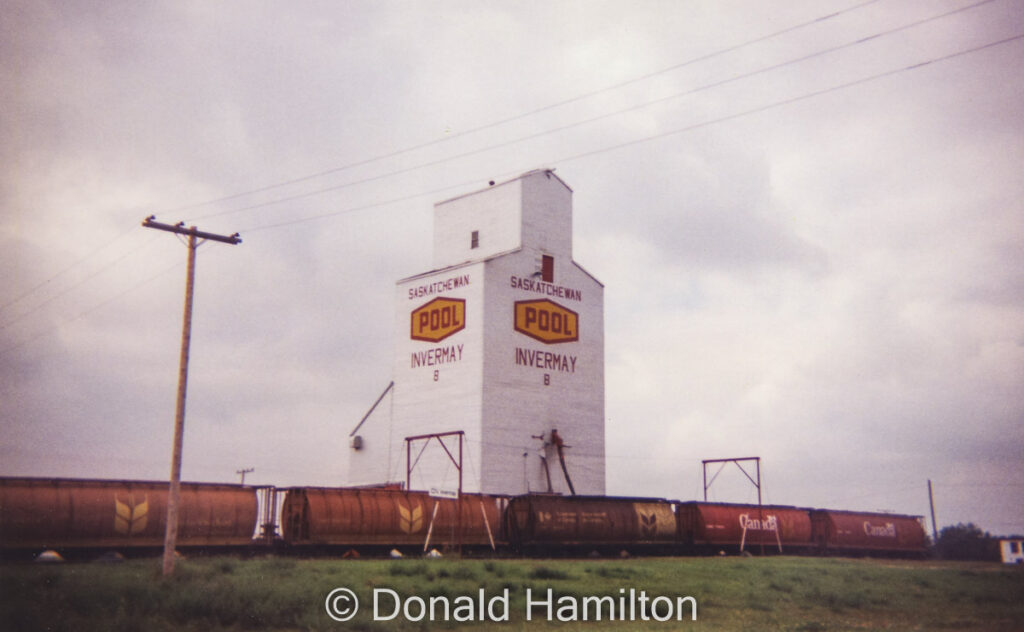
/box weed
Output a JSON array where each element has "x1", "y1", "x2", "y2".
[
  {"x1": 485, "y1": 562, "x2": 507, "y2": 578},
  {"x1": 451, "y1": 565, "x2": 477, "y2": 581},
  {"x1": 260, "y1": 556, "x2": 296, "y2": 574},
  {"x1": 529, "y1": 566, "x2": 571, "y2": 580},
  {"x1": 388, "y1": 561, "x2": 428, "y2": 577},
  {"x1": 588, "y1": 565, "x2": 636, "y2": 579}
]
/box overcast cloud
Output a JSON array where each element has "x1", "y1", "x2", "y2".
[{"x1": 2, "y1": 0, "x2": 1022, "y2": 536}]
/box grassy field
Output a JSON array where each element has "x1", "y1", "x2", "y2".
[{"x1": 2, "y1": 554, "x2": 1022, "y2": 631}]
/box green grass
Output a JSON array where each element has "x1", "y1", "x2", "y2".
[{"x1": 1, "y1": 555, "x2": 1022, "y2": 631}]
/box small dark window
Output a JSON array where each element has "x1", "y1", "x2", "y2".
[
  {"x1": 1013, "y1": 541, "x2": 1021, "y2": 554},
  {"x1": 541, "y1": 255, "x2": 554, "y2": 283},
  {"x1": 471, "y1": 230, "x2": 479, "y2": 249}
]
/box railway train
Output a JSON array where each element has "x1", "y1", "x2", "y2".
[{"x1": 0, "y1": 477, "x2": 928, "y2": 559}]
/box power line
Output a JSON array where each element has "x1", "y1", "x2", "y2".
[
  {"x1": 161, "y1": 0, "x2": 882, "y2": 222},
  {"x1": 7, "y1": 17, "x2": 1017, "y2": 354},
  {"x1": 0, "y1": 233, "x2": 163, "y2": 332},
  {"x1": 192, "y1": 0, "x2": 1000, "y2": 229},
  {"x1": 239, "y1": 31, "x2": 1024, "y2": 234},
  {"x1": 240, "y1": 175, "x2": 486, "y2": 234},
  {"x1": 1, "y1": 224, "x2": 143, "y2": 316},
  {"x1": 0, "y1": 0, "x2": 966, "y2": 315},
  {"x1": 553, "y1": 33, "x2": 1024, "y2": 168},
  {"x1": 0, "y1": 257, "x2": 183, "y2": 356}
]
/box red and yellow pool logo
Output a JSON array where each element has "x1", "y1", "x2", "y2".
[
  {"x1": 514, "y1": 299, "x2": 578, "y2": 344},
  {"x1": 411, "y1": 297, "x2": 466, "y2": 342}
]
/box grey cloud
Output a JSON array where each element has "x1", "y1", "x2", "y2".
[{"x1": 2, "y1": 0, "x2": 1022, "y2": 534}]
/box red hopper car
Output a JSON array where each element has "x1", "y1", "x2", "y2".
[
  {"x1": 280, "y1": 487, "x2": 505, "y2": 551},
  {"x1": 676, "y1": 502, "x2": 815, "y2": 553},
  {"x1": 0, "y1": 477, "x2": 257, "y2": 555},
  {"x1": 811, "y1": 509, "x2": 928, "y2": 556}
]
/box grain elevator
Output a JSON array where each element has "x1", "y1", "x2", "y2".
[{"x1": 348, "y1": 169, "x2": 604, "y2": 496}]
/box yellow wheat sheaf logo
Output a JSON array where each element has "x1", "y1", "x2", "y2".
[
  {"x1": 114, "y1": 495, "x2": 149, "y2": 536},
  {"x1": 640, "y1": 512, "x2": 657, "y2": 537},
  {"x1": 397, "y1": 500, "x2": 424, "y2": 534}
]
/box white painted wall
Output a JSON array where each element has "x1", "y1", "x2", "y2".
[
  {"x1": 392, "y1": 262, "x2": 485, "y2": 492},
  {"x1": 344, "y1": 384, "x2": 395, "y2": 486},
  {"x1": 433, "y1": 179, "x2": 522, "y2": 270},
  {"x1": 480, "y1": 251, "x2": 604, "y2": 495},
  {"x1": 520, "y1": 169, "x2": 572, "y2": 259}
]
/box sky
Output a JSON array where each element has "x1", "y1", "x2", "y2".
[{"x1": 2, "y1": 0, "x2": 1022, "y2": 537}]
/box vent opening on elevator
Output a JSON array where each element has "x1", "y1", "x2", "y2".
[{"x1": 541, "y1": 255, "x2": 554, "y2": 283}]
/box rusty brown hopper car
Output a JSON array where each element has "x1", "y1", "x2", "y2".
[
  {"x1": 280, "y1": 487, "x2": 505, "y2": 551},
  {"x1": 676, "y1": 502, "x2": 814, "y2": 553},
  {"x1": 0, "y1": 477, "x2": 258, "y2": 553},
  {"x1": 505, "y1": 495, "x2": 677, "y2": 551},
  {"x1": 811, "y1": 509, "x2": 927, "y2": 555}
]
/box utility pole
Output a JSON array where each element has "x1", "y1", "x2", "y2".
[
  {"x1": 927, "y1": 479, "x2": 939, "y2": 544},
  {"x1": 143, "y1": 217, "x2": 241, "y2": 577},
  {"x1": 236, "y1": 467, "x2": 254, "y2": 485}
]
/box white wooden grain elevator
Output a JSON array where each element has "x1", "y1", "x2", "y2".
[{"x1": 348, "y1": 169, "x2": 604, "y2": 496}]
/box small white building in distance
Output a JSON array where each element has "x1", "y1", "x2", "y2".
[
  {"x1": 348, "y1": 169, "x2": 605, "y2": 496},
  {"x1": 1001, "y1": 538, "x2": 1024, "y2": 564}
]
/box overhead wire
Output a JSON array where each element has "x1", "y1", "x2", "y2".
[
  {"x1": 8, "y1": 1, "x2": 877, "y2": 345},
  {"x1": 0, "y1": 223, "x2": 141, "y2": 315},
  {"x1": 1, "y1": 0, "x2": 990, "y2": 340},
  {"x1": 192, "y1": 0, "x2": 977, "y2": 227},
  {"x1": 170, "y1": 0, "x2": 883, "y2": 222},
  {"x1": 0, "y1": 257, "x2": 183, "y2": 356},
  {"x1": 6, "y1": 5, "x2": 1018, "y2": 362},
  {"x1": 0, "y1": 233, "x2": 164, "y2": 332},
  {"x1": 541, "y1": 33, "x2": 1024, "y2": 171},
  {"x1": 238, "y1": 30, "x2": 1024, "y2": 235}
]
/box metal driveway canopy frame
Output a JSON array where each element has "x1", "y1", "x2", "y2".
[
  {"x1": 404, "y1": 430, "x2": 464, "y2": 494},
  {"x1": 702, "y1": 456, "x2": 766, "y2": 553},
  {"x1": 702, "y1": 456, "x2": 762, "y2": 503},
  {"x1": 404, "y1": 430, "x2": 465, "y2": 552}
]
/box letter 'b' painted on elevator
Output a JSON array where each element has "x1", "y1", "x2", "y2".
[
  {"x1": 514, "y1": 299, "x2": 579, "y2": 344},
  {"x1": 411, "y1": 297, "x2": 466, "y2": 342}
]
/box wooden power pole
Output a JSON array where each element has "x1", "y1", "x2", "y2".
[
  {"x1": 236, "y1": 467, "x2": 254, "y2": 485},
  {"x1": 928, "y1": 479, "x2": 939, "y2": 544},
  {"x1": 142, "y1": 217, "x2": 240, "y2": 577}
]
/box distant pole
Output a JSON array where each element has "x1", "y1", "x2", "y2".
[
  {"x1": 142, "y1": 217, "x2": 240, "y2": 577},
  {"x1": 755, "y1": 458, "x2": 762, "y2": 506},
  {"x1": 928, "y1": 479, "x2": 939, "y2": 543},
  {"x1": 237, "y1": 468, "x2": 254, "y2": 485}
]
